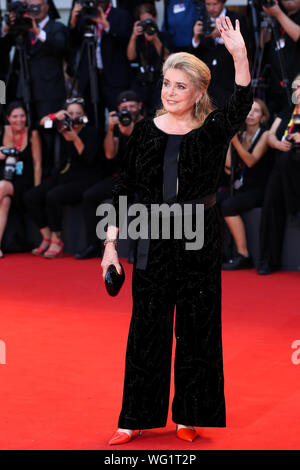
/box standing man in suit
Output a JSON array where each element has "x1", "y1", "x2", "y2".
[
  {"x1": 3, "y1": 0, "x2": 68, "y2": 174},
  {"x1": 191, "y1": 0, "x2": 249, "y2": 108},
  {"x1": 69, "y1": 0, "x2": 133, "y2": 126}
]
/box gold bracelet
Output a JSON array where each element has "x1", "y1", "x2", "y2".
[{"x1": 104, "y1": 238, "x2": 118, "y2": 247}]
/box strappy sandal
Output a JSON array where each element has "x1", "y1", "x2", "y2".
[
  {"x1": 32, "y1": 238, "x2": 51, "y2": 256},
  {"x1": 43, "y1": 240, "x2": 64, "y2": 259}
]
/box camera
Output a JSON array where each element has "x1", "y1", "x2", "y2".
[
  {"x1": 1, "y1": 147, "x2": 21, "y2": 181},
  {"x1": 78, "y1": 0, "x2": 99, "y2": 20},
  {"x1": 5, "y1": 1, "x2": 41, "y2": 33},
  {"x1": 113, "y1": 110, "x2": 133, "y2": 127},
  {"x1": 138, "y1": 19, "x2": 158, "y2": 36},
  {"x1": 286, "y1": 114, "x2": 300, "y2": 155},
  {"x1": 57, "y1": 115, "x2": 88, "y2": 132},
  {"x1": 262, "y1": 0, "x2": 275, "y2": 7},
  {"x1": 44, "y1": 114, "x2": 88, "y2": 132},
  {"x1": 198, "y1": 14, "x2": 214, "y2": 36}
]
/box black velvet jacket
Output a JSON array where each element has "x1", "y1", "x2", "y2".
[{"x1": 112, "y1": 83, "x2": 253, "y2": 224}]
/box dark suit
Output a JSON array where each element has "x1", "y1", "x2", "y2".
[
  {"x1": 4, "y1": 18, "x2": 68, "y2": 117},
  {"x1": 191, "y1": 10, "x2": 249, "y2": 108},
  {"x1": 69, "y1": 6, "x2": 133, "y2": 110}
]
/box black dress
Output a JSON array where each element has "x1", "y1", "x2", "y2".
[
  {"x1": 217, "y1": 128, "x2": 274, "y2": 217},
  {"x1": 0, "y1": 127, "x2": 35, "y2": 209},
  {"x1": 112, "y1": 83, "x2": 253, "y2": 429}
]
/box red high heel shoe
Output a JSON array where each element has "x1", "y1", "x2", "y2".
[
  {"x1": 32, "y1": 238, "x2": 51, "y2": 256},
  {"x1": 176, "y1": 425, "x2": 198, "y2": 442},
  {"x1": 44, "y1": 240, "x2": 64, "y2": 259},
  {"x1": 108, "y1": 429, "x2": 141, "y2": 445}
]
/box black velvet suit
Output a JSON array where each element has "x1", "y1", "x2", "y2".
[{"x1": 112, "y1": 83, "x2": 253, "y2": 429}]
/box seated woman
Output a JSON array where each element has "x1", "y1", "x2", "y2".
[
  {"x1": 217, "y1": 98, "x2": 272, "y2": 270},
  {"x1": 258, "y1": 73, "x2": 300, "y2": 274},
  {"x1": 0, "y1": 101, "x2": 42, "y2": 258},
  {"x1": 24, "y1": 97, "x2": 102, "y2": 259},
  {"x1": 127, "y1": 2, "x2": 172, "y2": 117}
]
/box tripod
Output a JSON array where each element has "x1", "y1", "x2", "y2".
[
  {"x1": 6, "y1": 32, "x2": 32, "y2": 127},
  {"x1": 251, "y1": 11, "x2": 291, "y2": 106},
  {"x1": 69, "y1": 27, "x2": 100, "y2": 128}
]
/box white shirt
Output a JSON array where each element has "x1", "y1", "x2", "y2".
[{"x1": 36, "y1": 15, "x2": 50, "y2": 42}]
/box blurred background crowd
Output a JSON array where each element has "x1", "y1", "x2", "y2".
[{"x1": 0, "y1": 0, "x2": 299, "y2": 274}]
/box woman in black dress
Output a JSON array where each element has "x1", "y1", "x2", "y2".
[
  {"x1": 101, "y1": 16, "x2": 253, "y2": 444},
  {"x1": 24, "y1": 98, "x2": 102, "y2": 258},
  {"x1": 218, "y1": 98, "x2": 272, "y2": 270},
  {"x1": 0, "y1": 101, "x2": 42, "y2": 258}
]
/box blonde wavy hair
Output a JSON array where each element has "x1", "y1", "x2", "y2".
[{"x1": 156, "y1": 52, "x2": 215, "y2": 127}]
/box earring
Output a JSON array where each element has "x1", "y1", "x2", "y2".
[{"x1": 194, "y1": 101, "x2": 199, "y2": 115}]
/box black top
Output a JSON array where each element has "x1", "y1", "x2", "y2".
[
  {"x1": 163, "y1": 134, "x2": 183, "y2": 203},
  {"x1": 276, "y1": 105, "x2": 295, "y2": 140},
  {"x1": 0, "y1": 126, "x2": 35, "y2": 207},
  {"x1": 0, "y1": 126, "x2": 34, "y2": 188},
  {"x1": 232, "y1": 127, "x2": 273, "y2": 188},
  {"x1": 136, "y1": 31, "x2": 173, "y2": 72},
  {"x1": 58, "y1": 126, "x2": 102, "y2": 180}
]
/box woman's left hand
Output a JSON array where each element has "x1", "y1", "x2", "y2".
[
  {"x1": 216, "y1": 15, "x2": 247, "y2": 60},
  {"x1": 63, "y1": 126, "x2": 77, "y2": 141}
]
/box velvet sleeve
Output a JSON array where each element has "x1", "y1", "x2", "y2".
[
  {"x1": 221, "y1": 82, "x2": 254, "y2": 140},
  {"x1": 111, "y1": 120, "x2": 145, "y2": 228}
]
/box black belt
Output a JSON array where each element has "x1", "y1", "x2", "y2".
[{"x1": 135, "y1": 193, "x2": 216, "y2": 270}]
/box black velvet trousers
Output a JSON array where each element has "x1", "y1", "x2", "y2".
[{"x1": 118, "y1": 207, "x2": 226, "y2": 429}]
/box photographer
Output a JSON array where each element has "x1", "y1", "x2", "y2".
[
  {"x1": 23, "y1": 97, "x2": 102, "y2": 259},
  {"x1": 3, "y1": 0, "x2": 68, "y2": 121},
  {"x1": 127, "y1": 2, "x2": 172, "y2": 117},
  {"x1": 0, "y1": 101, "x2": 42, "y2": 258},
  {"x1": 75, "y1": 90, "x2": 143, "y2": 259},
  {"x1": 191, "y1": 0, "x2": 249, "y2": 107},
  {"x1": 2, "y1": 0, "x2": 68, "y2": 175},
  {"x1": 217, "y1": 99, "x2": 273, "y2": 270},
  {"x1": 69, "y1": 0, "x2": 133, "y2": 118},
  {"x1": 260, "y1": 0, "x2": 300, "y2": 116},
  {"x1": 258, "y1": 73, "x2": 300, "y2": 274}
]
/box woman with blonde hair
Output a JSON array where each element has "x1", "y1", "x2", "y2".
[{"x1": 102, "y1": 16, "x2": 253, "y2": 444}]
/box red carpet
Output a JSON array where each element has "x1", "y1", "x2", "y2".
[{"x1": 0, "y1": 254, "x2": 299, "y2": 450}]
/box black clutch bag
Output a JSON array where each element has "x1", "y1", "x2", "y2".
[{"x1": 104, "y1": 263, "x2": 125, "y2": 297}]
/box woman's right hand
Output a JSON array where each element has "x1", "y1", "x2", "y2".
[
  {"x1": 101, "y1": 244, "x2": 122, "y2": 280},
  {"x1": 132, "y1": 20, "x2": 143, "y2": 39},
  {"x1": 0, "y1": 146, "x2": 6, "y2": 160},
  {"x1": 70, "y1": 3, "x2": 82, "y2": 28},
  {"x1": 55, "y1": 110, "x2": 70, "y2": 121},
  {"x1": 276, "y1": 139, "x2": 292, "y2": 152}
]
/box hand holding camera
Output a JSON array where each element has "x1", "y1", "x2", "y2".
[
  {"x1": 1, "y1": 148, "x2": 22, "y2": 182},
  {"x1": 262, "y1": 0, "x2": 280, "y2": 18},
  {"x1": 70, "y1": 3, "x2": 83, "y2": 28},
  {"x1": 108, "y1": 110, "x2": 134, "y2": 136}
]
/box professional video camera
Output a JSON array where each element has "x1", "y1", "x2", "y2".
[
  {"x1": 286, "y1": 115, "x2": 300, "y2": 155},
  {"x1": 5, "y1": 1, "x2": 41, "y2": 33},
  {"x1": 78, "y1": 0, "x2": 99, "y2": 21},
  {"x1": 112, "y1": 110, "x2": 133, "y2": 127},
  {"x1": 1, "y1": 148, "x2": 21, "y2": 181},
  {"x1": 138, "y1": 18, "x2": 158, "y2": 36}
]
